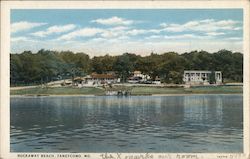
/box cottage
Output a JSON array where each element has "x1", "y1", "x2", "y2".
[
  {"x1": 128, "y1": 71, "x2": 151, "y2": 83},
  {"x1": 73, "y1": 77, "x2": 85, "y2": 87},
  {"x1": 152, "y1": 76, "x2": 161, "y2": 85},
  {"x1": 85, "y1": 73, "x2": 120, "y2": 86},
  {"x1": 183, "y1": 70, "x2": 222, "y2": 85}
]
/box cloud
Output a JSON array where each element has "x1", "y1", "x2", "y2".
[
  {"x1": 205, "y1": 32, "x2": 225, "y2": 36},
  {"x1": 126, "y1": 29, "x2": 147, "y2": 36},
  {"x1": 126, "y1": 29, "x2": 163, "y2": 36},
  {"x1": 11, "y1": 37, "x2": 29, "y2": 42},
  {"x1": 160, "y1": 23, "x2": 168, "y2": 27},
  {"x1": 99, "y1": 26, "x2": 129, "y2": 38},
  {"x1": 145, "y1": 35, "x2": 162, "y2": 40},
  {"x1": 11, "y1": 17, "x2": 242, "y2": 56},
  {"x1": 58, "y1": 26, "x2": 162, "y2": 40},
  {"x1": 233, "y1": 27, "x2": 242, "y2": 31},
  {"x1": 112, "y1": 26, "x2": 130, "y2": 31},
  {"x1": 57, "y1": 27, "x2": 104, "y2": 40},
  {"x1": 91, "y1": 16, "x2": 134, "y2": 26},
  {"x1": 145, "y1": 32, "x2": 223, "y2": 41},
  {"x1": 57, "y1": 26, "x2": 130, "y2": 40},
  {"x1": 227, "y1": 37, "x2": 242, "y2": 41},
  {"x1": 31, "y1": 24, "x2": 76, "y2": 37},
  {"x1": 11, "y1": 36, "x2": 37, "y2": 42},
  {"x1": 97, "y1": 27, "x2": 160, "y2": 38},
  {"x1": 11, "y1": 35, "x2": 243, "y2": 57},
  {"x1": 11, "y1": 21, "x2": 47, "y2": 33},
  {"x1": 164, "y1": 34, "x2": 211, "y2": 40},
  {"x1": 55, "y1": 24, "x2": 234, "y2": 47},
  {"x1": 160, "y1": 19, "x2": 240, "y2": 33}
]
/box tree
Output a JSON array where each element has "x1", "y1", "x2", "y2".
[
  {"x1": 209, "y1": 71, "x2": 216, "y2": 84},
  {"x1": 91, "y1": 55, "x2": 116, "y2": 74},
  {"x1": 159, "y1": 53, "x2": 187, "y2": 84},
  {"x1": 113, "y1": 53, "x2": 136, "y2": 82},
  {"x1": 10, "y1": 49, "x2": 243, "y2": 85}
]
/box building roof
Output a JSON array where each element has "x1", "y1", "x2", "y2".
[
  {"x1": 88, "y1": 73, "x2": 116, "y2": 79},
  {"x1": 133, "y1": 71, "x2": 141, "y2": 74},
  {"x1": 73, "y1": 77, "x2": 84, "y2": 81}
]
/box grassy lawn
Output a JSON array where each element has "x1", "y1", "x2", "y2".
[
  {"x1": 187, "y1": 86, "x2": 243, "y2": 94},
  {"x1": 131, "y1": 86, "x2": 184, "y2": 95},
  {"x1": 131, "y1": 85, "x2": 243, "y2": 95},
  {"x1": 10, "y1": 85, "x2": 242, "y2": 96},
  {"x1": 10, "y1": 87, "x2": 105, "y2": 95}
]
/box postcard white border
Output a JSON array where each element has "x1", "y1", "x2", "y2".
[{"x1": 1, "y1": 1, "x2": 249, "y2": 159}]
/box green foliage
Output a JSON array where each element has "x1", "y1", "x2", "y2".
[
  {"x1": 209, "y1": 71, "x2": 216, "y2": 84},
  {"x1": 159, "y1": 53, "x2": 187, "y2": 84},
  {"x1": 130, "y1": 85, "x2": 242, "y2": 95},
  {"x1": 91, "y1": 54, "x2": 117, "y2": 73},
  {"x1": 11, "y1": 87, "x2": 104, "y2": 95},
  {"x1": 11, "y1": 49, "x2": 90, "y2": 86},
  {"x1": 10, "y1": 49, "x2": 243, "y2": 86},
  {"x1": 113, "y1": 53, "x2": 139, "y2": 82}
]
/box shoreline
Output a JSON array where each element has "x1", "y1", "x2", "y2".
[
  {"x1": 10, "y1": 93, "x2": 243, "y2": 97},
  {"x1": 10, "y1": 85, "x2": 243, "y2": 96},
  {"x1": 151, "y1": 93, "x2": 243, "y2": 96},
  {"x1": 10, "y1": 94, "x2": 96, "y2": 97}
]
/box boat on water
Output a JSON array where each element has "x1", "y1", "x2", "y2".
[{"x1": 105, "y1": 90, "x2": 131, "y2": 96}]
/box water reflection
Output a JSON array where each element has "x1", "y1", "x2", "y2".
[{"x1": 10, "y1": 95, "x2": 243, "y2": 152}]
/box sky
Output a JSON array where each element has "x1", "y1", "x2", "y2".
[{"x1": 11, "y1": 9, "x2": 243, "y2": 56}]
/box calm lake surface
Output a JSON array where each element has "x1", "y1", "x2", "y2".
[{"x1": 10, "y1": 95, "x2": 243, "y2": 152}]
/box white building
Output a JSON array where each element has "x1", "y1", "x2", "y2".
[
  {"x1": 84, "y1": 73, "x2": 120, "y2": 86},
  {"x1": 152, "y1": 76, "x2": 161, "y2": 85},
  {"x1": 128, "y1": 71, "x2": 151, "y2": 83},
  {"x1": 183, "y1": 70, "x2": 222, "y2": 85}
]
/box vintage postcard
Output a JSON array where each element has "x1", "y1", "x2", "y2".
[{"x1": 0, "y1": 1, "x2": 249, "y2": 159}]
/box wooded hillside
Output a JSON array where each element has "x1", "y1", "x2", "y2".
[{"x1": 10, "y1": 49, "x2": 243, "y2": 86}]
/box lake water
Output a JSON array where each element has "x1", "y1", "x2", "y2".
[{"x1": 10, "y1": 94, "x2": 243, "y2": 153}]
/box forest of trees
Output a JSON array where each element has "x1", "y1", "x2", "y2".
[{"x1": 10, "y1": 49, "x2": 243, "y2": 86}]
